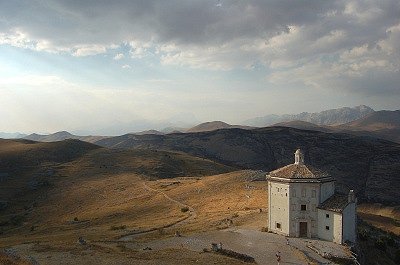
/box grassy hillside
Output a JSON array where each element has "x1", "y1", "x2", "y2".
[
  {"x1": 94, "y1": 126, "x2": 400, "y2": 205},
  {"x1": 0, "y1": 139, "x2": 235, "y2": 240}
]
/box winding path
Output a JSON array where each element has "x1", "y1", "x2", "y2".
[{"x1": 119, "y1": 182, "x2": 196, "y2": 241}]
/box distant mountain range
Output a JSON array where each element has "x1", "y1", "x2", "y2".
[
  {"x1": 243, "y1": 105, "x2": 374, "y2": 127},
  {"x1": 3, "y1": 105, "x2": 400, "y2": 144},
  {"x1": 0, "y1": 132, "x2": 27, "y2": 139}
]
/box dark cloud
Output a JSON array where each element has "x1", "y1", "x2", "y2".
[{"x1": 0, "y1": 0, "x2": 399, "y2": 96}]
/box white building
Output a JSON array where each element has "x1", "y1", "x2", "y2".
[{"x1": 267, "y1": 149, "x2": 357, "y2": 244}]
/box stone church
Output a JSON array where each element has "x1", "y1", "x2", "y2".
[{"x1": 267, "y1": 149, "x2": 357, "y2": 244}]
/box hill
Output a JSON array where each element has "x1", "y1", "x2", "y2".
[
  {"x1": 134, "y1": 129, "x2": 165, "y2": 135},
  {"x1": 23, "y1": 131, "x2": 107, "y2": 143},
  {"x1": 272, "y1": 120, "x2": 331, "y2": 132},
  {"x1": 334, "y1": 110, "x2": 400, "y2": 143},
  {"x1": 244, "y1": 105, "x2": 374, "y2": 127},
  {"x1": 0, "y1": 138, "x2": 261, "y2": 264},
  {"x1": 186, "y1": 121, "x2": 254, "y2": 133},
  {"x1": 94, "y1": 126, "x2": 400, "y2": 204},
  {"x1": 0, "y1": 138, "x2": 234, "y2": 219}
]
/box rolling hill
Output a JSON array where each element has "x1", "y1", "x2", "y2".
[
  {"x1": 271, "y1": 120, "x2": 332, "y2": 132},
  {"x1": 94, "y1": 126, "x2": 400, "y2": 204},
  {"x1": 0, "y1": 138, "x2": 262, "y2": 264},
  {"x1": 335, "y1": 110, "x2": 400, "y2": 143},
  {"x1": 186, "y1": 121, "x2": 254, "y2": 133},
  {"x1": 23, "y1": 131, "x2": 107, "y2": 143}
]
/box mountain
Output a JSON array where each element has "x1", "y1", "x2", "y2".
[
  {"x1": 186, "y1": 121, "x2": 254, "y2": 133},
  {"x1": 335, "y1": 110, "x2": 400, "y2": 143},
  {"x1": 134, "y1": 129, "x2": 165, "y2": 135},
  {"x1": 244, "y1": 105, "x2": 374, "y2": 127},
  {"x1": 94, "y1": 126, "x2": 400, "y2": 205},
  {"x1": 0, "y1": 132, "x2": 27, "y2": 139},
  {"x1": 23, "y1": 131, "x2": 107, "y2": 143},
  {"x1": 272, "y1": 120, "x2": 332, "y2": 132}
]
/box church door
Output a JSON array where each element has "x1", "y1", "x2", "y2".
[{"x1": 299, "y1": 222, "x2": 308, "y2": 237}]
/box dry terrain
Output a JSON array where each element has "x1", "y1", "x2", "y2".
[{"x1": 1, "y1": 138, "x2": 399, "y2": 264}]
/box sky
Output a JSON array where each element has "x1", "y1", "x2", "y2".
[{"x1": 0, "y1": 0, "x2": 399, "y2": 135}]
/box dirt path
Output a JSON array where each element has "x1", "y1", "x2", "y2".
[{"x1": 119, "y1": 182, "x2": 197, "y2": 241}]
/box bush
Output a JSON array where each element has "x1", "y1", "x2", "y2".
[
  {"x1": 260, "y1": 227, "x2": 268, "y2": 232},
  {"x1": 110, "y1": 225, "x2": 126, "y2": 230},
  {"x1": 358, "y1": 228, "x2": 369, "y2": 241},
  {"x1": 374, "y1": 237, "x2": 387, "y2": 252},
  {"x1": 73, "y1": 217, "x2": 79, "y2": 222},
  {"x1": 181, "y1": 207, "x2": 189, "y2": 213}
]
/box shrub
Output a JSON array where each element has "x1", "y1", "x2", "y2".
[
  {"x1": 260, "y1": 227, "x2": 268, "y2": 232},
  {"x1": 73, "y1": 217, "x2": 79, "y2": 222},
  {"x1": 358, "y1": 228, "x2": 369, "y2": 241},
  {"x1": 110, "y1": 225, "x2": 126, "y2": 230},
  {"x1": 181, "y1": 207, "x2": 189, "y2": 213},
  {"x1": 374, "y1": 237, "x2": 386, "y2": 252}
]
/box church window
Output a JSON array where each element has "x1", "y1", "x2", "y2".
[
  {"x1": 276, "y1": 223, "x2": 281, "y2": 229},
  {"x1": 311, "y1": 190, "x2": 316, "y2": 198},
  {"x1": 301, "y1": 204, "x2": 307, "y2": 211},
  {"x1": 326, "y1": 213, "x2": 330, "y2": 218},
  {"x1": 325, "y1": 226, "x2": 330, "y2": 230}
]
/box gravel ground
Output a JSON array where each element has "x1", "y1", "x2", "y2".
[{"x1": 127, "y1": 228, "x2": 352, "y2": 264}]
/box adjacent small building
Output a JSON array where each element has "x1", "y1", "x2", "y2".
[{"x1": 267, "y1": 149, "x2": 357, "y2": 244}]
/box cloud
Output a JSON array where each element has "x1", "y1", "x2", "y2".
[
  {"x1": 122, "y1": 64, "x2": 131, "y2": 69},
  {"x1": 0, "y1": 0, "x2": 399, "y2": 96},
  {"x1": 113, "y1": 53, "x2": 124, "y2": 60}
]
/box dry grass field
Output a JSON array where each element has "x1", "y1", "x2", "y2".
[
  {"x1": 2, "y1": 139, "x2": 399, "y2": 264},
  {"x1": 0, "y1": 139, "x2": 267, "y2": 264}
]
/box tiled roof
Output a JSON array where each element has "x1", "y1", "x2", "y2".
[
  {"x1": 318, "y1": 193, "x2": 349, "y2": 213},
  {"x1": 268, "y1": 164, "x2": 330, "y2": 179}
]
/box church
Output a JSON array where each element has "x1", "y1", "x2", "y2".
[{"x1": 266, "y1": 149, "x2": 357, "y2": 244}]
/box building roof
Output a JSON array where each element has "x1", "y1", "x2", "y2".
[
  {"x1": 318, "y1": 193, "x2": 349, "y2": 213},
  {"x1": 268, "y1": 163, "x2": 330, "y2": 179}
]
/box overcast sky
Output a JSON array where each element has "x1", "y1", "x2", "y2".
[{"x1": 0, "y1": 0, "x2": 399, "y2": 134}]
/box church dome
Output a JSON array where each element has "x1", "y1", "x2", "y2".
[{"x1": 266, "y1": 149, "x2": 332, "y2": 182}]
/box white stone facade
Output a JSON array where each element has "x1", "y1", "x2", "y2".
[{"x1": 267, "y1": 149, "x2": 357, "y2": 244}]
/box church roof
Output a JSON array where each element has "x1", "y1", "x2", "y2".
[
  {"x1": 268, "y1": 163, "x2": 330, "y2": 179},
  {"x1": 318, "y1": 193, "x2": 349, "y2": 213}
]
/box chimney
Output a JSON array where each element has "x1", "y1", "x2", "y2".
[{"x1": 348, "y1": 190, "x2": 355, "y2": 203}]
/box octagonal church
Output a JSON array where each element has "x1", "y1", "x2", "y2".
[{"x1": 267, "y1": 149, "x2": 356, "y2": 244}]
